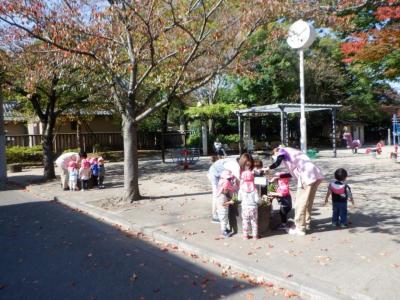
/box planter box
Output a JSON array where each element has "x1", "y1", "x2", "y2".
[{"x1": 258, "y1": 205, "x2": 272, "y2": 236}]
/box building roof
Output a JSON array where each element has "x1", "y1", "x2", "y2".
[
  {"x1": 2, "y1": 102, "x2": 114, "y2": 122},
  {"x1": 2, "y1": 102, "x2": 25, "y2": 122},
  {"x1": 235, "y1": 103, "x2": 342, "y2": 117}
]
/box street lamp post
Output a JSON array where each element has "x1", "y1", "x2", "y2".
[
  {"x1": 0, "y1": 95, "x2": 7, "y2": 186},
  {"x1": 287, "y1": 19, "x2": 316, "y2": 152}
]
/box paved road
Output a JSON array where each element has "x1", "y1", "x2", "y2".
[{"x1": 0, "y1": 188, "x2": 289, "y2": 300}]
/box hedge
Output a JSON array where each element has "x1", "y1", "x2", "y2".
[{"x1": 6, "y1": 146, "x2": 43, "y2": 164}]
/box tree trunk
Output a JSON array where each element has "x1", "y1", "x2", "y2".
[
  {"x1": 208, "y1": 118, "x2": 214, "y2": 136},
  {"x1": 161, "y1": 106, "x2": 169, "y2": 163},
  {"x1": 76, "y1": 120, "x2": 82, "y2": 151},
  {"x1": 122, "y1": 114, "x2": 141, "y2": 202},
  {"x1": 42, "y1": 120, "x2": 56, "y2": 180}
]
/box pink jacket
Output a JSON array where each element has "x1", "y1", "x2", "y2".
[{"x1": 277, "y1": 147, "x2": 324, "y2": 187}]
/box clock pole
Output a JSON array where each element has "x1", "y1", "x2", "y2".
[{"x1": 299, "y1": 49, "x2": 307, "y2": 153}]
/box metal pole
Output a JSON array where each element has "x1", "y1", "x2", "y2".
[
  {"x1": 284, "y1": 112, "x2": 289, "y2": 146},
  {"x1": 0, "y1": 95, "x2": 7, "y2": 185},
  {"x1": 238, "y1": 114, "x2": 242, "y2": 154},
  {"x1": 299, "y1": 49, "x2": 307, "y2": 152},
  {"x1": 280, "y1": 108, "x2": 284, "y2": 145},
  {"x1": 332, "y1": 109, "x2": 337, "y2": 158}
]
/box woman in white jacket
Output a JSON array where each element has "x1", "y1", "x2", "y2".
[{"x1": 207, "y1": 153, "x2": 253, "y2": 222}]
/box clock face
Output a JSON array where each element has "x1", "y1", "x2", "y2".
[{"x1": 287, "y1": 20, "x2": 316, "y2": 49}]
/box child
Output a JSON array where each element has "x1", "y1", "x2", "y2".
[
  {"x1": 216, "y1": 170, "x2": 236, "y2": 238},
  {"x1": 90, "y1": 157, "x2": 99, "y2": 188},
  {"x1": 68, "y1": 161, "x2": 78, "y2": 192},
  {"x1": 268, "y1": 172, "x2": 292, "y2": 230},
  {"x1": 79, "y1": 159, "x2": 91, "y2": 191},
  {"x1": 98, "y1": 157, "x2": 106, "y2": 189},
  {"x1": 325, "y1": 168, "x2": 354, "y2": 228},
  {"x1": 239, "y1": 169, "x2": 261, "y2": 239}
]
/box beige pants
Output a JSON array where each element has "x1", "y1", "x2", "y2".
[
  {"x1": 294, "y1": 180, "x2": 322, "y2": 232},
  {"x1": 59, "y1": 167, "x2": 69, "y2": 189}
]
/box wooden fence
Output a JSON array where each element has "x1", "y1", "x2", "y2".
[{"x1": 5, "y1": 131, "x2": 186, "y2": 153}]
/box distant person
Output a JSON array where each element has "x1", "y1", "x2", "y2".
[
  {"x1": 67, "y1": 161, "x2": 78, "y2": 192},
  {"x1": 98, "y1": 157, "x2": 106, "y2": 189},
  {"x1": 90, "y1": 157, "x2": 99, "y2": 188},
  {"x1": 207, "y1": 153, "x2": 253, "y2": 223},
  {"x1": 214, "y1": 138, "x2": 226, "y2": 158},
  {"x1": 55, "y1": 151, "x2": 87, "y2": 191},
  {"x1": 324, "y1": 168, "x2": 354, "y2": 228},
  {"x1": 264, "y1": 146, "x2": 324, "y2": 235},
  {"x1": 239, "y1": 164, "x2": 261, "y2": 240},
  {"x1": 79, "y1": 159, "x2": 91, "y2": 191},
  {"x1": 215, "y1": 170, "x2": 236, "y2": 238},
  {"x1": 342, "y1": 127, "x2": 361, "y2": 154}
]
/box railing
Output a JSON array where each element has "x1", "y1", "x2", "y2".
[{"x1": 5, "y1": 131, "x2": 186, "y2": 153}]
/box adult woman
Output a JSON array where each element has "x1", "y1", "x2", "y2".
[
  {"x1": 208, "y1": 153, "x2": 253, "y2": 222},
  {"x1": 265, "y1": 146, "x2": 324, "y2": 235}
]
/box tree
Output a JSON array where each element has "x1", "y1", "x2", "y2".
[
  {"x1": 0, "y1": 0, "x2": 295, "y2": 202},
  {"x1": 2, "y1": 42, "x2": 102, "y2": 179},
  {"x1": 339, "y1": 0, "x2": 400, "y2": 80}
]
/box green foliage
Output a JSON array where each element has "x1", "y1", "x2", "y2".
[
  {"x1": 185, "y1": 103, "x2": 245, "y2": 120},
  {"x1": 138, "y1": 112, "x2": 163, "y2": 133},
  {"x1": 217, "y1": 134, "x2": 240, "y2": 145},
  {"x1": 6, "y1": 145, "x2": 42, "y2": 163},
  {"x1": 186, "y1": 131, "x2": 201, "y2": 147}
]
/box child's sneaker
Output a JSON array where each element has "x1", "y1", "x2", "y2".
[
  {"x1": 340, "y1": 223, "x2": 348, "y2": 228},
  {"x1": 223, "y1": 230, "x2": 232, "y2": 238},
  {"x1": 242, "y1": 235, "x2": 250, "y2": 240},
  {"x1": 331, "y1": 222, "x2": 339, "y2": 228},
  {"x1": 288, "y1": 227, "x2": 306, "y2": 236},
  {"x1": 253, "y1": 235, "x2": 259, "y2": 240}
]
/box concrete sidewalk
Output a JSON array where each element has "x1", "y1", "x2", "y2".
[{"x1": 7, "y1": 149, "x2": 400, "y2": 300}]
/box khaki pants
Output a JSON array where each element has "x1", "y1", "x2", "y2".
[
  {"x1": 294, "y1": 180, "x2": 322, "y2": 232},
  {"x1": 59, "y1": 167, "x2": 69, "y2": 189}
]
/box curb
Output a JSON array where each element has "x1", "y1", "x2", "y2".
[{"x1": 54, "y1": 196, "x2": 353, "y2": 300}]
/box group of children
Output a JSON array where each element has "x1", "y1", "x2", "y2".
[
  {"x1": 215, "y1": 159, "x2": 293, "y2": 239},
  {"x1": 215, "y1": 158, "x2": 354, "y2": 238},
  {"x1": 67, "y1": 157, "x2": 106, "y2": 191}
]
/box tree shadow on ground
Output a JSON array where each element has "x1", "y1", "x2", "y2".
[
  {"x1": 0, "y1": 199, "x2": 257, "y2": 300},
  {"x1": 1, "y1": 175, "x2": 46, "y2": 191},
  {"x1": 311, "y1": 212, "x2": 400, "y2": 243}
]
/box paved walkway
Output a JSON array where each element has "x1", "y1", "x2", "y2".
[{"x1": 7, "y1": 149, "x2": 400, "y2": 300}]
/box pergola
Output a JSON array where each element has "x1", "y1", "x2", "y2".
[{"x1": 235, "y1": 103, "x2": 342, "y2": 157}]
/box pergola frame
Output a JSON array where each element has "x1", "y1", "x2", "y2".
[{"x1": 235, "y1": 103, "x2": 342, "y2": 157}]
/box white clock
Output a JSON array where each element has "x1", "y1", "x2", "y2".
[{"x1": 287, "y1": 19, "x2": 316, "y2": 50}]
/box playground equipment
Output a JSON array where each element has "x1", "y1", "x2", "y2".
[
  {"x1": 366, "y1": 142, "x2": 383, "y2": 158},
  {"x1": 393, "y1": 114, "x2": 400, "y2": 146},
  {"x1": 169, "y1": 147, "x2": 200, "y2": 169}
]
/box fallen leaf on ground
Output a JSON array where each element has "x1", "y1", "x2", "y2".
[{"x1": 284, "y1": 290, "x2": 297, "y2": 298}]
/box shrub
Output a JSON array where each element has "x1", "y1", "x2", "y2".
[
  {"x1": 218, "y1": 134, "x2": 239, "y2": 145},
  {"x1": 186, "y1": 131, "x2": 201, "y2": 147},
  {"x1": 6, "y1": 145, "x2": 43, "y2": 163}
]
